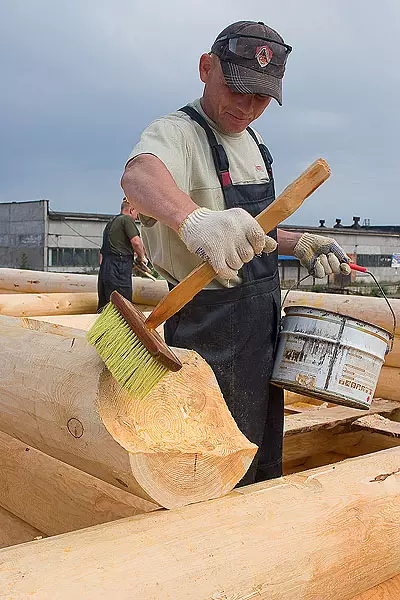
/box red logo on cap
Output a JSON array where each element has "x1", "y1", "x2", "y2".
[{"x1": 255, "y1": 45, "x2": 273, "y2": 67}]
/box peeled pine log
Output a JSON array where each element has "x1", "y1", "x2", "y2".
[
  {"x1": 283, "y1": 290, "x2": 400, "y2": 368},
  {"x1": 0, "y1": 281, "x2": 168, "y2": 317},
  {"x1": 0, "y1": 315, "x2": 256, "y2": 509},
  {"x1": 0, "y1": 429, "x2": 157, "y2": 536},
  {"x1": 0, "y1": 506, "x2": 43, "y2": 550},
  {"x1": 32, "y1": 309, "x2": 164, "y2": 337},
  {"x1": 375, "y1": 366, "x2": 400, "y2": 402},
  {"x1": 34, "y1": 313, "x2": 100, "y2": 329},
  {"x1": 0, "y1": 291, "x2": 99, "y2": 316},
  {"x1": 351, "y1": 574, "x2": 400, "y2": 599},
  {"x1": 1, "y1": 448, "x2": 400, "y2": 600},
  {"x1": 0, "y1": 268, "x2": 168, "y2": 304},
  {"x1": 0, "y1": 268, "x2": 98, "y2": 294}
]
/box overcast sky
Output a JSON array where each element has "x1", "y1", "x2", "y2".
[{"x1": 1, "y1": 0, "x2": 399, "y2": 226}]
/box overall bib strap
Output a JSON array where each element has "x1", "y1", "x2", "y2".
[
  {"x1": 179, "y1": 106, "x2": 232, "y2": 188},
  {"x1": 101, "y1": 216, "x2": 118, "y2": 257},
  {"x1": 246, "y1": 127, "x2": 274, "y2": 180}
]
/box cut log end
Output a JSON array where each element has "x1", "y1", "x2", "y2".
[
  {"x1": 97, "y1": 349, "x2": 257, "y2": 508},
  {"x1": 130, "y1": 449, "x2": 254, "y2": 509}
]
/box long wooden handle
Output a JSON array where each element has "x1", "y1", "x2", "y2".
[{"x1": 146, "y1": 158, "x2": 331, "y2": 330}]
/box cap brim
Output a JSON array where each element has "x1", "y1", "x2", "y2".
[{"x1": 221, "y1": 61, "x2": 283, "y2": 105}]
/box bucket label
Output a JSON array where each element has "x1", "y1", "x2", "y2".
[{"x1": 271, "y1": 309, "x2": 386, "y2": 409}]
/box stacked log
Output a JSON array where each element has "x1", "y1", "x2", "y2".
[
  {"x1": 0, "y1": 314, "x2": 256, "y2": 509},
  {"x1": 1, "y1": 447, "x2": 399, "y2": 600},
  {"x1": 0, "y1": 268, "x2": 168, "y2": 300},
  {"x1": 0, "y1": 269, "x2": 168, "y2": 316}
]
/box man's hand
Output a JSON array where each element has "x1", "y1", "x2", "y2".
[
  {"x1": 293, "y1": 233, "x2": 351, "y2": 278},
  {"x1": 178, "y1": 207, "x2": 277, "y2": 279},
  {"x1": 135, "y1": 256, "x2": 148, "y2": 268}
]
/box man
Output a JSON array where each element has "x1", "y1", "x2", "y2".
[
  {"x1": 121, "y1": 21, "x2": 350, "y2": 484},
  {"x1": 97, "y1": 197, "x2": 147, "y2": 311}
]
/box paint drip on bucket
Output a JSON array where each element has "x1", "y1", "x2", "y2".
[{"x1": 271, "y1": 306, "x2": 391, "y2": 409}]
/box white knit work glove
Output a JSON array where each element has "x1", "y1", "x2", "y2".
[
  {"x1": 178, "y1": 207, "x2": 277, "y2": 280},
  {"x1": 293, "y1": 233, "x2": 351, "y2": 279}
]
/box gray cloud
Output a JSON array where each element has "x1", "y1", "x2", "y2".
[{"x1": 1, "y1": 0, "x2": 399, "y2": 226}]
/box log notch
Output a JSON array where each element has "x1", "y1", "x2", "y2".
[
  {"x1": 283, "y1": 398, "x2": 400, "y2": 473},
  {"x1": 0, "y1": 315, "x2": 256, "y2": 509},
  {"x1": 1, "y1": 448, "x2": 399, "y2": 600},
  {"x1": 0, "y1": 267, "x2": 168, "y2": 304}
]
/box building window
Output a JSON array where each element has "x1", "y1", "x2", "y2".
[
  {"x1": 356, "y1": 254, "x2": 393, "y2": 268},
  {"x1": 48, "y1": 247, "x2": 100, "y2": 268}
]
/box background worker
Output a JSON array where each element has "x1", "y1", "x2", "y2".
[
  {"x1": 121, "y1": 21, "x2": 350, "y2": 484},
  {"x1": 97, "y1": 197, "x2": 147, "y2": 311}
]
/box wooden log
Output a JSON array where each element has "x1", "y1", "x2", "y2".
[
  {"x1": 0, "y1": 429, "x2": 158, "y2": 536},
  {"x1": 283, "y1": 398, "x2": 400, "y2": 464},
  {"x1": 0, "y1": 291, "x2": 99, "y2": 316},
  {"x1": 131, "y1": 277, "x2": 168, "y2": 305},
  {"x1": 0, "y1": 506, "x2": 43, "y2": 550},
  {"x1": 375, "y1": 366, "x2": 400, "y2": 401},
  {"x1": 284, "y1": 389, "x2": 333, "y2": 407},
  {"x1": 0, "y1": 268, "x2": 98, "y2": 293},
  {"x1": 282, "y1": 290, "x2": 400, "y2": 368},
  {"x1": 352, "y1": 414, "x2": 400, "y2": 438},
  {"x1": 33, "y1": 313, "x2": 100, "y2": 330},
  {"x1": 1, "y1": 448, "x2": 400, "y2": 600},
  {"x1": 0, "y1": 268, "x2": 168, "y2": 305},
  {"x1": 0, "y1": 315, "x2": 256, "y2": 509},
  {"x1": 0, "y1": 282, "x2": 168, "y2": 317},
  {"x1": 351, "y1": 574, "x2": 400, "y2": 599},
  {"x1": 32, "y1": 309, "x2": 164, "y2": 337}
]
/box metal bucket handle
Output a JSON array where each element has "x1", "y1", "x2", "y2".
[{"x1": 281, "y1": 269, "x2": 396, "y2": 354}]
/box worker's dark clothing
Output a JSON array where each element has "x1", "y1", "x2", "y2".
[
  {"x1": 97, "y1": 214, "x2": 139, "y2": 311},
  {"x1": 164, "y1": 106, "x2": 284, "y2": 486}
]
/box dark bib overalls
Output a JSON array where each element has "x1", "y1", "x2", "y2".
[
  {"x1": 97, "y1": 217, "x2": 134, "y2": 311},
  {"x1": 164, "y1": 106, "x2": 284, "y2": 485}
]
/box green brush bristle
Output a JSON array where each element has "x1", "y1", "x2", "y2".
[{"x1": 87, "y1": 303, "x2": 169, "y2": 400}]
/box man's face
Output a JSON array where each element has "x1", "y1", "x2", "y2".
[{"x1": 199, "y1": 54, "x2": 272, "y2": 134}]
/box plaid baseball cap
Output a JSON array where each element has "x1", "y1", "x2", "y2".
[{"x1": 211, "y1": 21, "x2": 292, "y2": 105}]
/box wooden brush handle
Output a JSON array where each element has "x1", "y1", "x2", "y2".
[{"x1": 146, "y1": 158, "x2": 331, "y2": 330}]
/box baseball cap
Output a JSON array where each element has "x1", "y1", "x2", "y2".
[{"x1": 211, "y1": 21, "x2": 292, "y2": 105}]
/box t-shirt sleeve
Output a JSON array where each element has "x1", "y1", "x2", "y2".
[
  {"x1": 126, "y1": 118, "x2": 190, "y2": 193},
  {"x1": 123, "y1": 215, "x2": 140, "y2": 240}
]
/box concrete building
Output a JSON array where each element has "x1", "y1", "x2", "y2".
[
  {"x1": 0, "y1": 202, "x2": 399, "y2": 285},
  {"x1": 0, "y1": 200, "x2": 110, "y2": 273}
]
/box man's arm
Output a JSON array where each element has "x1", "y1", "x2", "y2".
[
  {"x1": 121, "y1": 155, "x2": 198, "y2": 231},
  {"x1": 277, "y1": 229, "x2": 301, "y2": 255},
  {"x1": 130, "y1": 235, "x2": 147, "y2": 264},
  {"x1": 279, "y1": 228, "x2": 351, "y2": 278}
]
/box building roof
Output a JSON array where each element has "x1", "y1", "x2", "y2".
[
  {"x1": 48, "y1": 210, "x2": 114, "y2": 222},
  {"x1": 281, "y1": 224, "x2": 400, "y2": 237}
]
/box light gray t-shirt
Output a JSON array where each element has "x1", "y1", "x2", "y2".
[{"x1": 127, "y1": 98, "x2": 270, "y2": 286}]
